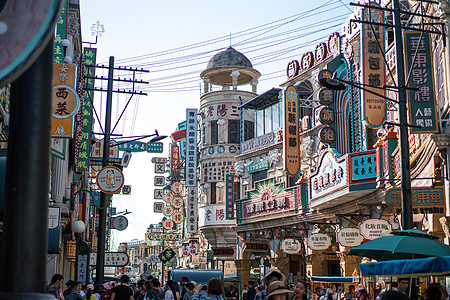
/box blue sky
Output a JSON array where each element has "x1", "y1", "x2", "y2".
[{"x1": 80, "y1": 0, "x2": 353, "y2": 247}]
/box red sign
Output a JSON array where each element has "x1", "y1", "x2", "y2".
[
  {"x1": 171, "y1": 129, "x2": 186, "y2": 142},
  {"x1": 284, "y1": 85, "x2": 300, "y2": 176},
  {"x1": 171, "y1": 144, "x2": 180, "y2": 175},
  {"x1": 245, "y1": 242, "x2": 269, "y2": 251}
]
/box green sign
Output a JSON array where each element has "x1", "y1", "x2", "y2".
[
  {"x1": 404, "y1": 31, "x2": 439, "y2": 133},
  {"x1": 147, "y1": 142, "x2": 163, "y2": 153},
  {"x1": 350, "y1": 153, "x2": 376, "y2": 181},
  {"x1": 54, "y1": 0, "x2": 68, "y2": 63},
  {"x1": 77, "y1": 48, "x2": 97, "y2": 171},
  {"x1": 385, "y1": 187, "x2": 445, "y2": 214},
  {"x1": 247, "y1": 160, "x2": 269, "y2": 174},
  {"x1": 159, "y1": 247, "x2": 176, "y2": 263}
]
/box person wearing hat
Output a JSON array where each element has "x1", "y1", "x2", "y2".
[
  {"x1": 86, "y1": 284, "x2": 100, "y2": 300},
  {"x1": 264, "y1": 281, "x2": 294, "y2": 300},
  {"x1": 255, "y1": 268, "x2": 286, "y2": 300},
  {"x1": 102, "y1": 281, "x2": 116, "y2": 300},
  {"x1": 355, "y1": 285, "x2": 368, "y2": 300}
]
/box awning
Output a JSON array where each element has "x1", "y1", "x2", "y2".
[
  {"x1": 359, "y1": 256, "x2": 450, "y2": 277},
  {"x1": 240, "y1": 88, "x2": 281, "y2": 110},
  {"x1": 311, "y1": 276, "x2": 359, "y2": 283}
]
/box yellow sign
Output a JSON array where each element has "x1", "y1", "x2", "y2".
[
  {"x1": 284, "y1": 85, "x2": 300, "y2": 176},
  {"x1": 52, "y1": 85, "x2": 80, "y2": 118},
  {"x1": 51, "y1": 116, "x2": 73, "y2": 138},
  {"x1": 53, "y1": 64, "x2": 76, "y2": 87}
]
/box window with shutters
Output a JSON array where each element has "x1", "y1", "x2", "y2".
[
  {"x1": 228, "y1": 120, "x2": 240, "y2": 144},
  {"x1": 210, "y1": 120, "x2": 218, "y2": 145}
]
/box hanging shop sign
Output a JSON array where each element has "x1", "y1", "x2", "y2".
[
  {"x1": 147, "y1": 232, "x2": 181, "y2": 241},
  {"x1": 225, "y1": 174, "x2": 235, "y2": 220},
  {"x1": 172, "y1": 211, "x2": 184, "y2": 224},
  {"x1": 96, "y1": 166, "x2": 124, "y2": 194},
  {"x1": 48, "y1": 207, "x2": 61, "y2": 229},
  {"x1": 337, "y1": 228, "x2": 363, "y2": 248},
  {"x1": 328, "y1": 32, "x2": 340, "y2": 57},
  {"x1": 315, "y1": 43, "x2": 328, "y2": 64},
  {"x1": 349, "y1": 150, "x2": 377, "y2": 184},
  {"x1": 318, "y1": 126, "x2": 336, "y2": 144},
  {"x1": 154, "y1": 163, "x2": 165, "y2": 174},
  {"x1": 318, "y1": 88, "x2": 334, "y2": 106},
  {"x1": 152, "y1": 157, "x2": 168, "y2": 163},
  {"x1": 111, "y1": 216, "x2": 128, "y2": 231},
  {"x1": 163, "y1": 205, "x2": 174, "y2": 217},
  {"x1": 171, "y1": 128, "x2": 186, "y2": 142},
  {"x1": 199, "y1": 205, "x2": 236, "y2": 227},
  {"x1": 154, "y1": 176, "x2": 165, "y2": 187},
  {"x1": 159, "y1": 247, "x2": 176, "y2": 263},
  {"x1": 404, "y1": 31, "x2": 439, "y2": 133},
  {"x1": 241, "y1": 132, "x2": 275, "y2": 155},
  {"x1": 185, "y1": 108, "x2": 198, "y2": 186},
  {"x1": 287, "y1": 60, "x2": 300, "y2": 79},
  {"x1": 242, "y1": 184, "x2": 293, "y2": 219},
  {"x1": 189, "y1": 241, "x2": 198, "y2": 255},
  {"x1": 181, "y1": 244, "x2": 189, "y2": 257},
  {"x1": 171, "y1": 144, "x2": 180, "y2": 176},
  {"x1": 163, "y1": 191, "x2": 174, "y2": 203},
  {"x1": 361, "y1": 2, "x2": 386, "y2": 128},
  {"x1": 90, "y1": 252, "x2": 129, "y2": 266},
  {"x1": 201, "y1": 159, "x2": 236, "y2": 183},
  {"x1": 118, "y1": 141, "x2": 146, "y2": 152},
  {"x1": 385, "y1": 187, "x2": 445, "y2": 214},
  {"x1": 318, "y1": 107, "x2": 335, "y2": 125},
  {"x1": 90, "y1": 139, "x2": 120, "y2": 165},
  {"x1": 153, "y1": 202, "x2": 164, "y2": 213},
  {"x1": 284, "y1": 85, "x2": 300, "y2": 176},
  {"x1": 245, "y1": 241, "x2": 269, "y2": 252},
  {"x1": 212, "y1": 247, "x2": 234, "y2": 257},
  {"x1": 247, "y1": 160, "x2": 269, "y2": 174},
  {"x1": 307, "y1": 233, "x2": 331, "y2": 251},
  {"x1": 172, "y1": 197, "x2": 183, "y2": 209},
  {"x1": 280, "y1": 238, "x2": 301, "y2": 254},
  {"x1": 147, "y1": 142, "x2": 164, "y2": 153},
  {"x1": 359, "y1": 219, "x2": 392, "y2": 240},
  {"x1": 163, "y1": 218, "x2": 174, "y2": 230},
  {"x1": 309, "y1": 150, "x2": 347, "y2": 201},
  {"x1": 154, "y1": 189, "x2": 163, "y2": 199},
  {"x1": 172, "y1": 181, "x2": 184, "y2": 194},
  {"x1": 301, "y1": 52, "x2": 314, "y2": 71},
  {"x1": 52, "y1": 85, "x2": 80, "y2": 119},
  {"x1": 187, "y1": 187, "x2": 198, "y2": 233}
]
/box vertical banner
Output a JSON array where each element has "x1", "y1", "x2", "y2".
[
  {"x1": 361, "y1": 2, "x2": 386, "y2": 128},
  {"x1": 284, "y1": 85, "x2": 300, "y2": 176},
  {"x1": 225, "y1": 174, "x2": 235, "y2": 220},
  {"x1": 185, "y1": 109, "x2": 198, "y2": 187},
  {"x1": 404, "y1": 32, "x2": 439, "y2": 133},
  {"x1": 187, "y1": 187, "x2": 198, "y2": 233},
  {"x1": 54, "y1": 0, "x2": 68, "y2": 63},
  {"x1": 171, "y1": 144, "x2": 180, "y2": 176},
  {"x1": 77, "y1": 48, "x2": 97, "y2": 171},
  {"x1": 77, "y1": 253, "x2": 88, "y2": 285},
  {"x1": 178, "y1": 121, "x2": 187, "y2": 159}
]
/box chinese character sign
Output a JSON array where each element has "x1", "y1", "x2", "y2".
[
  {"x1": 187, "y1": 187, "x2": 198, "y2": 233},
  {"x1": 361, "y1": 3, "x2": 386, "y2": 128},
  {"x1": 350, "y1": 152, "x2": 376, "y2": 181},
  {"x1": 404, "y1": 32, "x2": 439, "y2": 133},
  {"x1": 54, "y1": 0, "x2": 68, "y2": 63},
  {"x1": 171, "y1": 144, "x2": 180, "y2": 177},
  {"x1": 185, "y1": 109, "x2": 198, "y2": 187},
  {"x1": 284, "y1": 85, "x2": 300, "y2": 176},
  {"x1": 225, "y1": 174, "x2": 235, "y2": 220},
  {"x1": 77, "y1": 48, "x2": 97, "y2": 171}
]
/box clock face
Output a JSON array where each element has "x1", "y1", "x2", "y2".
[
  {"x1": 218, "y1": 146, "x2": 225, "y2": 153},
  {"x1": 229, "y1": 146, "x2": 237, "y2": 153},
  {"x1": 208, "y1": 147, "x2": 214, "y2": 155}
]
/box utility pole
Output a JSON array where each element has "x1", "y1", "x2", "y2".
[
  {"x1": 392, "y1": 0, "x2": 413, "y2": 230},
  {"x1": 86, "y1": 56, "x2": 148, "y2": 292}
]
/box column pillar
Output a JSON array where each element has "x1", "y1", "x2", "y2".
[
  {"x1": 203, "y1": 78, "x2": 210, "y2": 94},
  {"x1": 230, "y1": 70, "x2": 240, "y2": 90},
  {"x1": 251, "y1": 80, "x2": 258, "y2": 94}
]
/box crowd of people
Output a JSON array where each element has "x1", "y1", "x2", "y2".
[{"x1": 46, "y1": 270, "x2": 450, "y2": 300}]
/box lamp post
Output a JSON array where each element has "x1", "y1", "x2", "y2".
[
  {"x1": 72, "y1": 220, "x2": 86, "y2": 281},
  {"x1": 159, "y1": 217, "x2": 167, "y2": 286}
]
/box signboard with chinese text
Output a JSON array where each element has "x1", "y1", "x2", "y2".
[
  {"x1": 152, "y1": 157, "x2": 168, "y2": 163},
  {"x1": 90, "y1": 252, "x2": 129, "y2": 266},
  {"x1": 172, "y1": 211, "x2": 184, "y2": 224},
  {"x1": 200, "y1": 103, "x2": 240, "y2": 122},
  {"x1": 163, "y1": 205, "x2": 174, "y2": 217},
  {"x1": 336, "y1": 228, "x2": 363, "y2": 247},
  {"x1": 159, "y1": 247, "x2": 176, "y2": 263},
  {"x1": 185, "y1": 109, "x2": 198, "y2": 187},
  {"x1": 244, "y1": 242, "x2": 269, "y2": 252},
  {"x1": 118, "y1": 141, "x2": 147, "y2": 152},
  {"x1": 359, "y1": 219, "x2": 392, "y2": 240},
  {"x1": 51, "y1": 138, "x2": 66, "y2": 160},
  {"x1": 187, "y1": 187, "x2": 198, "y2": 233},
  {"x1": 307, "y1": 233, "x2": 331, "y2": 251},
  {"x1": 404, "y1": 31, "x2": 439, "y2": 133},
  {"x1": 154, "y1": 176, "x2": 165, "y2": 187},
  {"x1": 284, "y1": 85, "x2": 300, "y2": 176},
  {"x1": 247, "y1": 160, "x2": 269, "y2": 174},
  {"x1": 154, "y1": 188, "x2": 165, "y2": 199},
  {"x1": 172, "y1": 182, "x2": 184, "y2": 194},
  {"x1": 48, "y1": 207, "x2": 60, "y2": 229},
  {"x1": 171, "y1": 144, "x2": 180, "y2": 176},
  {"x1": 171, "y1": 128, "x2": 186, "y2": 142},
  {"x1": 147, "y1": 142, "x2": 163, "y2": 153},
  {"x1": 96, "y1": 166, "x2": 124, "y2": 194},
  {"x1": 153, "y1": 202, "x2": 164, "y2": 213},
  {"x1": 385, "y1": 187, "x2": 445, "y2": 214},
  {"x1": 90, "y1": 139, "x2": 119, "y2": 162},
  {"x1": 77, "y1": 254, "x2": 88, "y2": 285},
  {"x1": 163, "y1": 218, "x2": 174, "y2": 230},
  {"x1": 225, "y1": 174, "x2": 235, "y2": 220},
  {"x1": 199, "y1": 205, "x2": 236, "y2": 227},
  {"x1": 280, "y1": 238, "x2": 301, "y2": 254},
  {"x1": 111, "y1": 216, "x2": 128, "y2": 231},
  {"x1": 154, "y1": 163, "x2": 165, "y2": 174},
  {"x1": 212, "y1": 248, "x2": 235, "y2": 257},
  {"x1": 361, "y1": 2, "x2": 386, "y2": 128},
  {"x1": 241, "y1": 132, "x2": 275, "y2": 155},
  {"x1": 349, "y1": 150, "x2": 377, "y2": 183},
  {"x1": 172, "y1": 197, "x2": 183, "y2": 209},
  {"x1": 77, "y1": 48, "x2": 96, "y2": 171},
  {"x1": 54, "y1": 0, "x2": 68, "y2": 63},
  {"x1": 309, "y1": 150, "x2": 347, "y2": 201},
  {"x1": 147, "y1": 232, "x2": 181, "y2": 241},
  {"x1": 318, "y1": 126, "x2": 336, "y2": 144},
  {"x1": 163, "y1": 192, "x2": 173, "y2": 203}
]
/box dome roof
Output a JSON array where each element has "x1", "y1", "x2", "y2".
[{"x1": 206, "y1": 47, "x2": 253, "y2": 70}]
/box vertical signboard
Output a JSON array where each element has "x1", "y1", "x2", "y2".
[
  {"x1": 54, "y1": 0, "x2": 68, "y2": 63},
  {"x1": 284, "y1": 85, "x2": 300, "y2": 176},
  {"x1": 187, "y1": 187, "x2": 198, "y2": 233},
  {"x1": 225, "y1": 174, "x2": 235, "y2": 220},
  {"x1": 361, "y1": 2, "x2": 386, "y2": 128},
  {"x1": 185, "y1": 109, "x2": 198, "y2": 187},
  {"x1": 171, "y1": 144, "x2": 180, "y2": 177},
  {"x1": 77, "y1": 254, "x2": 88, "y2": 285},
  {"x1": 77, "y1": 48, "x2": 97, "y2": 171},
  {"x1": 404, "y1": 32, "x2": 439, "y2": 133}
]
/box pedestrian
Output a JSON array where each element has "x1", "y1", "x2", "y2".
[
  {"x1": 242, "y1": 285, "x2": 248, "y2": 300},
  {"x1": 427, "y1": 283, "x2": 449, "y2": 300},
  {"x1": 425, "y1": 286, "x2": 442, "y2": 300},
  {"x1": 192, "y1": 277, "x2": 224, "y2": 300},
  {"x1": 47, "y1": 273, "x2": 65, "y2": 299},
  {"x1": 110, "y1": 275, "x2": 134, "y2": 300},
  {"x1": 146, "y1": 278, "x2": 164, "y2": 300},
  {"x1": 64, "y1": 281, "x2": 83, "y2": 300},
  {"x1": 343, "y1": 285, "x2": 356, "y2": 300},
  {"x1": 255, "y1": 286, "x2": 264, "y2": 300},
  {"x1": 174, "y1": 281, "x2": 182, "y2": 300},
  {"x1": 180, "y1": 277, "x2": 190, "y2": 300},
  {"x1": 292, "y1": 280, "x2": 307, "y2": 300},
  {"x1": 225, "y1": 285, "x2": 238, "y2": 300},
  {"x1": 377, "y1": 291, "x2": 409, "y2": 300},
  {"x1": 263, "y1": 281, "x2": 293, "y2": 300},
  {"x1": 86, "y1": 284, "x2": 101, "y2": 300},
  {"x1": 182, "y1": 282, "x2": 195, "y2": 300},
  {"x1": 247, "y1": 281, "x2": 257, "y2": 300},
  {"x1": 165, "y1": 280, "x2": 177, "y2": 300},
  {"x1": 102, "y1": 281, "x2": 116, "y2": 300},
  {"x1": 256, "y1": 268, "x2": 285, "y2": 300},
  {"x1": 355, "y1": 285, "x2": 368, "y2": 300}
]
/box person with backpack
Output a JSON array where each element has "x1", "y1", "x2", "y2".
[
  {"x1": 147, "y1": 278, "x2": 164, "y2": 300},
  {"x1": 102, "y1": 281, "x2": 116, "y2": 300}
]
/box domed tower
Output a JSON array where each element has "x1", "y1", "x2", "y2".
[{"x1": 198, "y1": 47, "x2": 260, "y2": 260}]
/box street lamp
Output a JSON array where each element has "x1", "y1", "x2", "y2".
[{"x1": 72, "y1": 220, "x2": 86, "y2": 281}]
